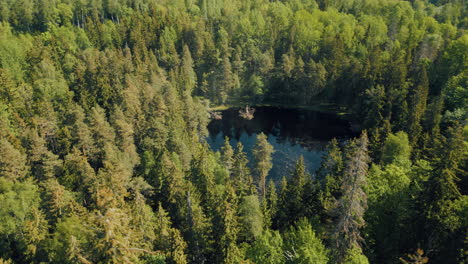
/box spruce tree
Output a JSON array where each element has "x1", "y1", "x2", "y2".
[
  {"x1": 263, "y1": 180, "x2": 278, "y2": 228},
  {"x1": 407, "y1": 63, "x2": 429, "y2": 151},
  {"x1": 221, "y1": 137, "x2": 234, "y2": 173},
  {"x1": 333, "y1": 131, "x2": 370, "y2": 263},
  {"x1": 319, "y1": 138, "x2": 343, "y2": 211},
  {"x1": 286, "y1": 156, "x2": 308, "y2": 224},
  {"x1": 423, "y1": 123, "x2": 465, "y2": 253},
  {"x1": 0, "y1": 139, "x2": 28, "y2": 181},
  {"x1": 231, "y1": 142, "x2": 254, "y2": 196},
  {"x1": 252, "y1": 133, "x2": 274, "y2": 198}
]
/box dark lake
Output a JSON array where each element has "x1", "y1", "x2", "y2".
[{"x1": 207, "y1": 106, "x2": 356, "y2": 181}]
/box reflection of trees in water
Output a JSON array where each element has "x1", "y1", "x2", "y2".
[
  {"x1": 207, "y1": 106, "x2": 354, "y2": 150},
  {"x1": 268, "y1": 134, "x2": 325, "y2": 180}
]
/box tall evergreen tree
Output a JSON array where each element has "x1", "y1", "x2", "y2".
[
  {"x1": 0, "y1": 139, "x2": 28, "y2": 181},
  {"x1": 423, "y1": 123, "x2": 466, "y2": 255},
  {"x1": 220, "y1": 137, "x2": 234, "y2": 173},
  {"x1": 231, "y1": 142, "x2": 254, "y2": 196},
  {"x1": 275, "y1": 156, "x2": 311, "y2": 229},
  {"x1": 252, "y1": 133, "x2": 274, "y2": 198},
  {"x1": 319, "y1": 138, "x2": 344, "y2": 211},
  {"x1": 263, "y1": 180, "x2": 278, "y2": 229},
  {"x1": 333, "y1": 131, "x2": 370, "y2": 263},
  {"x1": 407, "y1": 63, "x2": 429, "y2": 151}
]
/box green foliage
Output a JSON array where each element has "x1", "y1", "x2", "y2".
[
  {"x1": 283, "y1": 219, "x2": 329, "y2": 264},
  {"x1": 382, "y1": 131, "x2": 412, "y2": 167},
  {"x1": 0, "y1": 0, "x2": 465, "y2": 263},
  {"x1": 239, "y1": 195, "x2": 263, "y2": 242},
  {"x1": 343, "y1": 246, "x2": 369, "y2": 264},
  {"x1": 232, "y1": 142, "x2": 255, "y2": 196},
  {"x1": 319, "y1": 138, "x2": 343, "y2": 210},
  {"x1": 0, "y1": 23, "x2": 32, "y2": 82},
  {"x1": 0, "y1": 138, "x2": 28, "y2": 181},
  {"x1": 221, "y1": 137, "x2": 234, "y2": 173},
  {"x1": 245, "y1": 229, "x2": 284, "y2": 264},
  {"x1": 275, "y1": 156, "x2": 308, "y2": 229},
  {"x1": 46, "y1": 215, "x2": 93, "y2": 263},
  {"x1": 334, "y1": 132, "x2": 369, "y2": 263},
  {"x1": 253, "y1": 133, "x2": 274, "y2": 197},
  {"x1": 0, "y1": 178, "x2": 45, "y2": 261}
]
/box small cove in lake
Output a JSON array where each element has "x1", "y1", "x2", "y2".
[{"x1": 207, "y1": 106, "x2": 357, "y2": 181}]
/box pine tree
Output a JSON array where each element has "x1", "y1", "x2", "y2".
[
  {"x1": 274, "y1": 157, "x2": 311, "y2": 229},
  {"x1": 363, "y1": 85, "x2": 385, "y2": 129},
  {"x1": 92, "y1": 207, "x2": 141, "y2": 263},
  {"x1": 190, "y1": 147, "x2": 216, "y2": 208}
]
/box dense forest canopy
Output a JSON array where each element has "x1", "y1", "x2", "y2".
[{"x1": 0, "y1": 0, "x2": 466, "y2": 263}]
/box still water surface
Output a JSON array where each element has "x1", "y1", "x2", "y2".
[{"x1": 207, "y1": 107, "x2": 355, "y2": 181}]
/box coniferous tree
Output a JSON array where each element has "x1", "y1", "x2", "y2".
[
  {"x1": 112, "y1": 106, "x2": 140, "y2": 168},
  {"x1": 153, "y1": 203, "x2": 188, "y2": 264},
  {"x1": 274, "y1": 176, "x2": 288, "y2": 230},
  {"x1": 218, "y1": 184, "x2": 244, "y2": 264},
  {"x1": 88, "y1": 105, "x2": 116, "y2": 168},
  {"x1": 252, "y1": 133, "x2": 274, "y2": 198},
  {"x1": 333, "y1": 131, "x2": 370, "y2": 263},
  {"x1": 287, "y1": 157, "x2": 308, "y2": 223},
  {"x1": 179, "y1": 45, "x2": 197, "y2": 94},
  {"x1": 220, "y1": 137, "x2": 234, "y2": 173},
  {"x1": 69, "y1": 104, "x2": 95, "y2": 159},
  {"x1": 231, "y1": 142, "x2": 254, "y2": 196},
  {"x1": 407, "y1": 63, "x2": 429, "y2": 151},
  {"x1": 0, "y1": 1, "x2": 465, "y2": 263},
  {"x1": 26, "y1": 129, "x2": 62, "y2": 181},
  {"x1": 0, "y1": 139, "x2": 28, "y2": 181},
  {"x1": 319, "y1": 138, "x2": 344, "y2": 211},
  {"x1": 275, "y1": 156, "x2": 310, "y2": 229},
  {"x1": 263, "y1": 180, "x2": 278, "y2": 229},
  {"x1": 422, "y1": 123, "x2": 466, "y2": 255}
]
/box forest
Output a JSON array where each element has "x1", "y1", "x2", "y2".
[{"x1": 0, "y1": 0, "x2": 466, "y2": 263}]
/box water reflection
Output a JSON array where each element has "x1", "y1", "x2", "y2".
[{"x1": 207, "y1": 107, "x2": 355, "y2": 181}]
